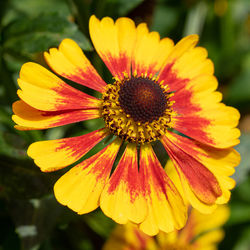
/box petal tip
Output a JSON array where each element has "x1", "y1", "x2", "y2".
[
  {"x1": 27, "y1": 143, "x2": 36, "y2": 158},
  {"x1": 59, "y1": 38, "x2": 77, "y2": 50},
  {"x1": 19, "y1": 62, "x2": 35, "y2": 78},
  {"x1": 89, "y1": 15, "x2": 99, "y2": 27},
  {"x1": 188, "y1": 34, "x2": 199, "y2": 41}
]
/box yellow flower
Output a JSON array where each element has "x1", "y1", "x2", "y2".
[
  {"x1": 103, "y1": 205, "x2": 230, "y2": 250},
  {"x1": 12, "y1": 15, "x2": 240, "y2": 235}
]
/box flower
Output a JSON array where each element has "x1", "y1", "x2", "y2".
[
  {"x1": 12, "y1": 15, "x2": 240, "y2": 235},
  {"x1": 103, "y1": 205, "x2": 230, "y2": 250}
]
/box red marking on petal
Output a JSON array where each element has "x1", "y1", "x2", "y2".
[
  {"x1": 159, "y1": 62, "x2": 214, "y2": 145},
  {"x1": 101, "y1": 52, "x2": 131, "y2": 79},
  {"x1": 41, "y1": 109, "x2": 100, "y2": 127},
  {"x1": 107, "y1": 144, "x2": 141, "y2": 203},
  {"x1": 159, "y1": 63, "x2": 189, "y2": 91},
  {"x1": 140, "y1": 146, "x2": 176, "y2": 198},
  {"x1": 158, "y1": 63, "x2": 197, "y2": 114},
  {"x1": 146, "y1": 63, "x2": 158, "y2": 76},
  {"x1": 77, "y1": 139, "x2": 121, "y2": 181},
  {"x1": 133, "y1": 62, "x2": 157, "y2": 77},
  {"x1": 171, "y1": 86, "x2": 214, "y2": 145},
  {"x1": 170, "y1": 84, "x2": 215, "y2": 145},
  {"x1": 53, "y1": 84, "x2": 100, "y2": 110},
  {"x1": 62, "y1": 67, "x2": 106, "y2": 93},
  {"x1": 56, "y1": 128, "x2": 108, "y2": 159},
  {"x1": 172, "y1": 116, "x2": 213, "y2": 145},
  {"x1": 171, "y1": 88, "x2": 201, "y2": 114},
  {"x1": 13, "y1": 100, "x2": 100, "y2": 129},
  {"x1": 162, "y1": 133, "x2": 222, "y2": 204}
]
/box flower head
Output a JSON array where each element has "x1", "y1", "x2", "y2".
[
  {"x1": 12, "y1": 15, "x2": 240, "y2": 235},
  {"x1": 103, "y1": 205, "x2": 230, "y2": 250}
]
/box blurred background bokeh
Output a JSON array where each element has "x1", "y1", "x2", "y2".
[{"x1": 0, "y1": 0, "x2": 250, "y2": 249}]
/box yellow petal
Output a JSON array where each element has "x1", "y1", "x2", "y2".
[
  {"x1": 44, "y1": 38, "x2": 106, "y2": 92},
  {"x1": 195, "y1": 229, "x2": 225, "y2": 248},
  {"x1": 162, "y1": 132, "x2": 240, "y2": 211},
  {"x1": 139, "y1": 144, "x2": 187, "y2": 236},
  {"x1": 172, "y1": 46, "x2": 214, "y2": 80},
  {"x1": 54, "y1": 139, "x2": 122, "y2": 214},
  {"x1": 27, "y1": 128, "x2": 108, "y2": 172},
  {"x1": 100, "y1": 143, "x2": 147, "y2": 224},
  {"x1": 132, "y1": 24, "x2": 174, "y2": 76},
  {"x1": 160, "y1": 34, "x2": 199, "y2": 69},
  {"x1": 17, "y1": 63, "x2": 100, "y2": 111},
  {"x1": 12, "y1": 100, "x2": 100, "y2": 130},
  {"x1": 90, "y1": 15, "x2": 136, "y2": 79}
]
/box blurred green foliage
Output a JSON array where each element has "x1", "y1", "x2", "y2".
[{"x1": 0, "y1": 0, "x2": 250, "y2": 249}]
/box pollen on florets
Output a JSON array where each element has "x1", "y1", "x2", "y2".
[{"x1": 101, "y1": 73, "x2": 174, "y2": 144}]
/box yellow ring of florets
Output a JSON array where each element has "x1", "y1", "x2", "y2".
[{"x1": 101, "y1": 73, "x2": 174, "y2": 144}]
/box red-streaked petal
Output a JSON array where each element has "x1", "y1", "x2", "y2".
[
  {"x1": 169, "y1": 75, "x2": 220, "y2": 116},
  {"x1": 165, "y1": 158, "x2": 218, "y2": 213},
  {"x1": 100, "y1": 143, "x2": 147, "y2": 224},
  {"x1": 132, "y1": 23, "x2": 174, "y2": 76},
  {"x1": 166, "y1": 158, "x2": 222, "y2": 213},
  {"x1": 89, "y1": 15, "x2": 137, "y2": 80},
  {"x1": 17, "y1": 62, "x2": 101, "y2": 111},
  {"x1": 12, "y1": 100, "x2": 101, "y2": 130},
  {"x1": 54, "y1": 138, "x2": 122, "y2": 214},
  {"x1": 161, "y1": 132, "x2": 224, "y2": 208},
  {"x1": 159, "y1": 46, "x2": 214, "y2": 84},
  {"x1": 164, "y1": 131, "x2": 239, "y2": 210},
  {"x1": 167, "y1": 74, "x2": 240, "y2": 148},
  {"x1": 27, "y1": 128, "x2": 109, "y2": 172},
  {"x1": 171, "y1": 102, "x2": 240, "y2": 148},
  {"x1": 139, "y1": 144, "x2": 187, "y2": 236},
  {"x1": 44, "y1": 38, "x2": 106, "y2": 93},
  {"x1": 156, "y1": 35, "x2": 240, "y2": 148},
  {"x1": 158, "y1": 35, "x2": 202, "y2": 85}
]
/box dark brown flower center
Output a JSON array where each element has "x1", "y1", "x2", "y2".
[
  {"x1": 118, "y1": 77, "x2": 168, "y2": 123},
  {"x1": 101, "y1": 74, "x2": 174, "y2": 144}
]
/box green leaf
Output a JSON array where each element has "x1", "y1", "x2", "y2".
[
  {"x1": 2, "y1": 13, "x2": 92, "y2": 59},
  {"x1": 233, "y1": 226, "x2": 250, "y2": 250},
  {"x1": 83, "y1": 210, "x2": 115, "y2": 238},
  {"x1": 98, "y1": 0, "x2": 144, "y2": 17},
  {"x1": 2, "y1": 0, "x2": 70, "y2": 26},
  {"x1": 226, "y1": 54, "x2": 250, "y2": 103},
  {"x1": 233, "y1": 133, "x2": 250, "y2": 184},
  {"x1": 45, "y1": 127, "x2": 68, "y2": 140},
  {"x1": 234, "y1": 176, "x2": 250, "y2": 203},
  {"x1": 0, "y1": 54, "x2": 18, "y2": 105},
  {"x1": 226, "y1": 71, "x2": 250, "y2": 103},
  {"x1": 151, "y1": 5, "x2": 178, "y2": 37},
  {"x1": 228, "y1": 203, "x2": 250, "y2": 226},
  {"x1": 115, "y1": 0, "x2": 143, "y2": 16},
  {"x1": 183, "y1": 1, "x2": 208, "y2": 36},
  {"x1": 0, "y1": 131, "x2": 26, "y2": 159}
]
